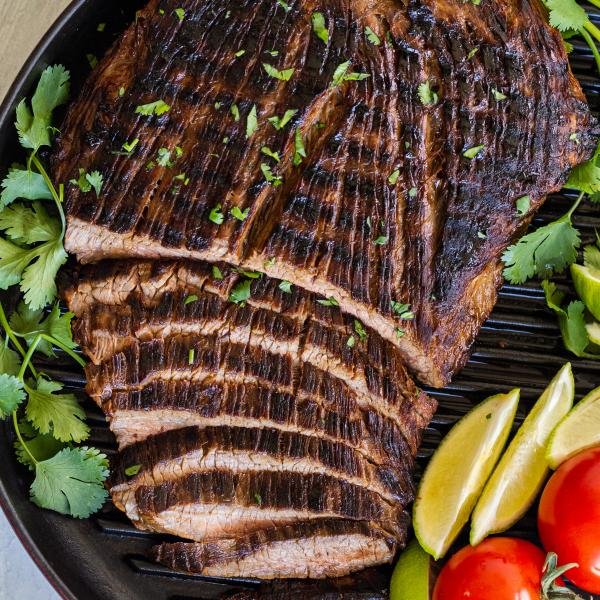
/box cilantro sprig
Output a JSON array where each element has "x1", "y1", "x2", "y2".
[{"x1": 0, "y1": 66, "x2": 109, "y2": 518}]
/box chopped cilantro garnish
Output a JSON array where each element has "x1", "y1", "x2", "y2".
[
  {"x1": 365, "y1": 27, "x2": 381, "y2": 46},
  {"x1": 122, "y1": 138, "x2": 139, "y2": 154},
  {"x1": 231, "y1": 103, "x2": 240, "y2": 122},
  {"x1": 184, "y1": 294, "x2": 198, "y2": 305},
  {"x1": 246, "y1": 105, "x2": 258, "y2": 138},
  {"x1": 265, "y1": 49, "x2": 279, "y2": 57},
  {"x1": 263, "y1": 63, "x2": 295, "y2": 81},
  {"x1": 373, "y1": 235, "x2": 388, "y2": 246},
  {"x1": 188, "y1": 348, "x2": 195, "y2": 364},
  {"x1": 230, "y1": 206, "x2": 249, "y2": 221},
  {"x1": 317, "y1": 297, "x2": 339, "y2": 307},
  {"x1": 268, "y1": 109, "x2": 297, "y2": 130},
  {"x1": 467, "y1": 47, "x2": 479, "y2": 59},
  {"x1": 260, "y1": 163, "x2": 283, "y2": 186},
  {"x1": 97, "y1": 22, "x2": 106, "y2": 32},
  {"x1": 492, "y1": 88, "x2": 507, "y2": 101},
  {"x1": 463, "y1": 145, "x2": 484, "y2": 159},
  {"x1": 135, "y1": 100, "x2": 170, "y2": 117},
  {"x1": 418, "y1": 81, "x2": 438, "y2": 106},
  {"x1": 516, "y1": 195, "x2": 530, "y2": 216},
  {"x1": 261, "y1": 146, "x2": 281, "y2": 162},
  {"x1": 354, "y1": 320, "x2": 368, "y2": 341},
  {"x1": 156, "y1": 148, "x2": 172, "y2": 167},
  {"x1": 331, "y1": 61, "x2": 370, "y2": 87},
  {"x1": 229, "y1": 279, "x2": 252, "y2": 305},
  {"x1": 209, "y1": 204, "x2": 225, "y2": 225},
  {"x1": 235, "y1": 49, "x2": 246, "y2": 58},
  {"x1": 86, "y1": 54, "x2": 98, "y2": 69},
  {"x1": 70, "y1": 169, "x2": 103, "y2": 196},
  {"x1": 312, "y1": 12, "x2": 329, "y2": 44},
  {"x1": 174, "y1": 8, "x2": 185, "y2": 21},
  {"x1": 264, "y1": 257, "x2": 277, "y2": 268},
  {"x1": 279, "y1": 280, "x2": 293, "y2": 293},
  {"x1": 391, "y1": 301, "x2": 414, "y2": 319},
  {"x1": 395, "y1": 327, "x2": 405, "y2": 338},
  {"x1": 277, "y1": 0, "x2": 291, "y2": 11},
  {"x1": 388, "y1": 169, "x2": 400, "y2": 185},
  {"x1": 293, "y1": 129, "x2": 307, "y2": 166},
  {"x1": 124, "y1": 464, "x2": 141, "y2": 477},
  {"x1": 346, "y1": 335, "x2": 356, "y2": 348},
  {"x1": 408, "y1": 187, "x2": 417, "y2": 197},
  {"x1": 212, "y1": 265, "x2": 224, "y2": 280}
]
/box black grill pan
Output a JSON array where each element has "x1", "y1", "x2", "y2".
[{"x1": 0, "y1": 1, "x2": 599, "y2": 598}]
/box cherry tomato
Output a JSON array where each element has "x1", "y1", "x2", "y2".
[
  {"x1": 538, "y1": 446, "x2": 600, "y2": 594},
  {"x1": 433, "y1": 537, "x2": 546, "y2": 600}
]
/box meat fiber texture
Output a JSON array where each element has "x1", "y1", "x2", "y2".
[
  {"x1": 54, "y1": 0, "x2": 596, "y2": 387},
  {"x1": 63, "y1": 260, "x2": 436, "y2": 578}
]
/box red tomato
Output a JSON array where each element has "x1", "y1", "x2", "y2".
[
  {"x1": 433, "y1": 537, "x2": 546, "y2": 600},
  {"x1": 538, "y1": 446, "x2": 600, "y2": 594}
]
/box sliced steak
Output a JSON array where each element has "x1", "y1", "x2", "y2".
[
  {"x1": 151, "y1": 520, "x2": 396, "y2": 579},
  {"x1": 55, "y1": 0, "x2": 597, "y2": 386},
  {"x1": 132, "y1": 469, "x2": 407, "y2": 541},
  {"x1": 109, "y1": 425, "x2": 411, "y2": 509}
]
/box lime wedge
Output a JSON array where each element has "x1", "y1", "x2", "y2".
[
  {"x1": 571, "y1": 263, "x2": 600, "y2": 321},
  {"x1": 547, "y1": 385, "x2": 600, "y2": 468},
  {"x1": 389, "y1": 539, "x2": 433, "y2": 600},
  {"x1": 413, "y1": 389, "x2": 519, "y2": 559},
  {"x1": 470, "y1": 363, "x2": 574, "y2": 546},
  {"x1": 586, "y1": 321, "x2": 600, "y2": 346}
]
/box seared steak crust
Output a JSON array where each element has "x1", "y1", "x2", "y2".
[
  {"x1": 55, "y1": 0, "x2": 596, "y2": 386},
  {"x1": 151, "y1": 520, "x2": 397, "y2": 579}
]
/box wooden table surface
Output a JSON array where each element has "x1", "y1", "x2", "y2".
[{"x1": 0, "y1": 0, "x2": 70, "y2": 102}]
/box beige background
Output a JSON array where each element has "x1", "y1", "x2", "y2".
[
  {"x1": 0, "y1": 6, "x2": 70, "y2": 600},
  {"x1": 0, "y1": 0, "x2": 70, "y2": 102}
]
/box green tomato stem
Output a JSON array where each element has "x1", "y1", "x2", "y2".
[{"x1": 12, "y1": 411, "x2": 37, "y2": 466}]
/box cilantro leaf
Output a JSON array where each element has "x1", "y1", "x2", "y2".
[
  {"x1": 0, "y1": 374, "x2": 25, "y2": 418},
  {"x1": 365, "y1": 26, "x2": 381, "y2": 45},
  {"x1": 230, "y1": 103, "x2": 240, "y2": 122},
  {"x1": 14, "y1": 421, "x2": 64, "y2": 471},
  {"x1": 0, "y1": 342, "x2": 20, "y2": 376},
  {"x1": 124, "y1": 464, "x2": 142, "y2": 477},
  {"x1": 135, "y1": 100, "x2": 170, "y2": 117},
  {"x1": 373, "y1": 235, "x2": 389, "y2": 245},
  {"x1": 492, "y1": 88, "x2": 507, "y2": 101},
  {"x1": 542, "y1": 280, "x2": 591, "y2": 357},
  {"x1": 212, "y1": 265, "x2": 224, "y2": 280},
  {"x1": 30, "y1": 446, "x2": 109, "y2": 518},
  {"x1": 174, "y1": 7, "x2": 185, "y2": 21},
  {"x1": 263, "y1": 63, "x2": 295, "y2": 81},
  {"x1": 0, "y1": 168, "x2": 52, "y2": 208},
  {"x1": 502, "y1": 215, "x2": 580, "y2": 283},
  {"x1": 293, "y1": 129, "x2": 307, "y2": 166},
  {"x1": 229, "y1": 279, "x2": 252, "y2": 304},
  {"x1": 10, "y1": 302, "x2": 76, "y2": 358},
  {"x1": 312, "y1": 12, "x2": 329, "y2": 44},
  {"x1": 25, "y1": 377, "x2": 89, "y2": 443},
  {"x1": 354, "y1": 320, "x2": 368, "y2": 341},
  {"x1": 331, "y1": 61, "x2": 371, "y2": 87},
  {"x1": 267, "y1": 109, "x2": 297, "y2": 130},
  {"x1": 317, "y1": 296, "x2": 339, "y2": 307},
  {"x1": 85, "y1": 171, "x2": 103, "y2": 196},
  {"x1": 388, "y1": 169, "x2": 400, "y2": 185},
  {"x1": 246, "y1": 104, "x2": 258, "y2": 138},
  {"x1": 21, "y1": 238, "x2": 69, "y2": 310},
  {"x1": 16, "y1": 65, "x2": 70, "y2": 151},
  {"x1": 546, "y1": 0, "x2": 589, "y2": 32},
  {"x1": 0, "y1": 202, "x2": 61, "y2": 244},
  {"x1": 565, "y1": 148, "x2": 600, "y2": 194},
  {"x1": 418, "y1": 81, "x2": 438, "y2": 105},
  {"x1": 261, "y1": 163, "x2": 283, "y2": 186}
]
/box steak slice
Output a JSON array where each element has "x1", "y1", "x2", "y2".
[
  {"x1": 132, "y1": 469, "x2": 407, "y2": 541},
  {"x1": 55, "y1": 0, "x2": 597, "y2": 386},
  {"x1": 109, "y1": 425, "x2": 410, "y2": 510},
  {"x1": 103, "y1": 379, "x2": 415, "y2": 473},
  {"x1": 151, "y1": 520, "x2": 397, "y2": 579}
]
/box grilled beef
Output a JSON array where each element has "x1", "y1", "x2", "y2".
[
  {"x1": 55, "y1": 0, "x2": 596, "y2": 386},
  {"x1": 109, "y1": 426, "x2": 409, "y2": 515},
  {"x1": 151, "y1": 520, "x2": 397, "y2": 579},
  {"x1": 64, "y1": 259, "x2": 434, "y2": 577}
]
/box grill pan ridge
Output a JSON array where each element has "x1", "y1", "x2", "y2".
[{"x1": 0, "y1": 1, "x2": 599, "y2": 598}]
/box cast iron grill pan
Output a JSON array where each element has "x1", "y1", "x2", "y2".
[{"x1": 0, "y1": 1, "x2": 598, "y2": 598}]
